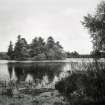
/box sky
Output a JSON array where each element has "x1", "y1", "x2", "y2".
[{"x1": 0, "y1": 0, "x2": 102, "y2": 54}]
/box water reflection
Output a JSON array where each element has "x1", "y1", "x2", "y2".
[
  {"x1": 7, "y1": 62, "x2": 66, "y2": 87},
  {"x1": 0, "y1": 60, "x2": 87, "y2": 88}
]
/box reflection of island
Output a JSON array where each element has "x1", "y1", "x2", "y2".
[{"x1": 8, "y1": 62, "x2": 66, "y2": 88}]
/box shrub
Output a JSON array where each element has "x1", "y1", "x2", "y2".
[{"x1": 55, "y1": 60, "x2": 105, "y2": 105}]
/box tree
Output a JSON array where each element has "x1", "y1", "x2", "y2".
[
  {"x1": 46, "y1": 36, "x2": 65, "y2": 60},
  {"x1": 56, "y1": 41, "x2": 63, "y2": 49},
  {"x1": 30, "y1": 37, "x2": 38, "y2": 57},
  {"x1": 14, "y1": 35, "x2": 29, "y2": 60},
  {"x1": 7, "y1": 41, "x2": 14, "y2": 59},
  {"x1": 53, "y1": 42, "x2": 65, "y2": 59},
  {"x1": 82, "y1": 1, "x2": 105, "y2": 53},
  {"x1": 30, "y1": 37, "x2": 46, "y2": 57},
  {"x1": 37, "y1": 37, "x2": 46, "y2": 54},
  {"x1": 47, "y1": 36, "x2": 55, "y2": 49}
]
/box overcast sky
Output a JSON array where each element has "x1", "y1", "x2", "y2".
[{"x1": 0, "y1": 0, "x2": 102, "y2": 54}]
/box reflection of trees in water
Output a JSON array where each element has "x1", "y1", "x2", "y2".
[
  {"x1": 14, "y1": 66, "x2": 27, "y2": 82},
  {"x1": 8, "y1": 63, "x2": 13, "y2": 80},
  {"x1": 7, "y1": 62, "x2": 65, "y2": 84}
]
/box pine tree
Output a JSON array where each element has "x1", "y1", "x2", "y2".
[
  {"x1": 30, "y1": 37, "x2": 46, "y2": 57},
  {"x1": 7, "y1": 41, "x2": 14, "y2": 59},
  {"x1": 47, "y1": 36, "x2": 55, "y2": 49},
  {"x1": 14, "y1": 35, "x2": 29, "y2": 60}
]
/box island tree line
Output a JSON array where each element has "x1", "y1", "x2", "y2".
[{"x1": 7, "y1": 35, "x2": 66, "y2": 60}]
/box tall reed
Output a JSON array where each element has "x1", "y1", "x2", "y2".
[{"x1": 55, "y1": 59, "x2": 105, "y2": 105}]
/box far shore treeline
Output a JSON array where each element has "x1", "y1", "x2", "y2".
[
  {"x1": 0, "y1": 35, "x2": 104, "y2": 60},
  {"x1": 1, "y1": 35, "x2": 90, "y2": 60},
  {"x1": 6, "y1": 35, "x2": 67, "y2": 60},
  {"x1": 0, "y1": 35, "x2": 105, "y2": 60}
]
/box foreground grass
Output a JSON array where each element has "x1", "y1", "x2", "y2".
[{"x1": 0, "y1": 89, "x2": 69, "y2": 105}]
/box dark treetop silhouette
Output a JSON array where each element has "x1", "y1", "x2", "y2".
[{"x1": 7, "y1": 35, "x2": 66, "y2": 60}]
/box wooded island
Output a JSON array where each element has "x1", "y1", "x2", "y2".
[{"x1": 7, "y1": 35, "x2": 66, "y2": 60}]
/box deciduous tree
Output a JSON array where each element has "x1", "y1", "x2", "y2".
[{"x1": 82, "y1": 1, "x2": 105, "y2": 53}]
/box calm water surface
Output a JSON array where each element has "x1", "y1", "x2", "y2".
[{"x1": 0, "y1": 58, "x2": 103, "y2": 88}]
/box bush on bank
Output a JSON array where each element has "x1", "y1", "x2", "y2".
[{"x1": 55, "y1": 60, "x2": 105, "y2": 105}]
